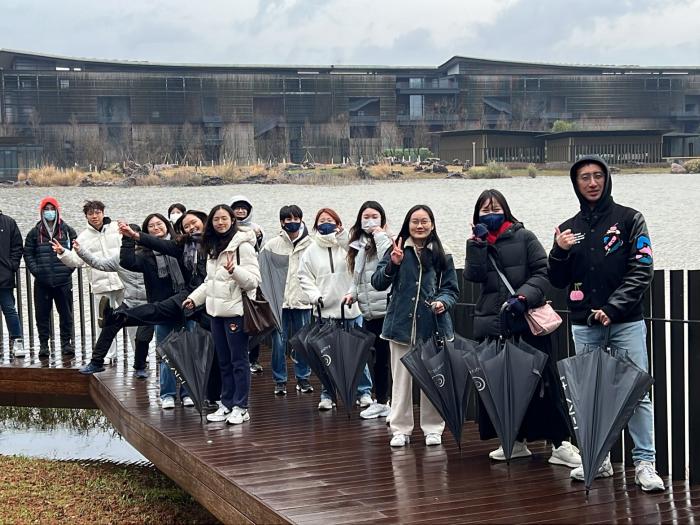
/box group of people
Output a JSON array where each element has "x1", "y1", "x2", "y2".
[{"x1": 0, "y1": 155, "x2": 664, "y2": 492}]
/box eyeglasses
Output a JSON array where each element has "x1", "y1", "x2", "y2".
[
  {"x1": 410, "y1": 219, "x2": 432, "y2": 226},
  {"x1": 577, "y1": 172, "x2": 605, "y2": 183}
]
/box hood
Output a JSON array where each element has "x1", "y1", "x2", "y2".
[
  {"x1": 223, "y1": 229, "x2": 257, "y2": 253},
  {"x1": 39, "y1": 196, "x2": 60, "y2": 216},
  {"x1": 38, "y1": 196, "x2": 62, "y2": 241},
  {"x1": 569, "y1": 155, "x2": 613, "y2": 214}
]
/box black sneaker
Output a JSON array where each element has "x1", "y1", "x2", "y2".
[
  {"x1": 274, "y1": 382, "x2": 287, "y2": 396},
  {"x1": 296, "y1": 379, "x2": 314, "y2": 393},
  {"x1": 38, "y1": 343, "x2": 50, "y2": 358},
  {"x1": 250, "y1": 362, "x2": 263, "y2": 374}
]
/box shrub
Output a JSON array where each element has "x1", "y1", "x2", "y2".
[
  {"x1": 382, "y1": 147, "x2": 433, "y2": 159},
  {"x1": 468, "y1": 161, "x2": 510, "y2": 179},
  {"x1": 683, "y1": 159, "x2": 700, "y2": 173},
  {"x1": 527, "y1": 163, "x2": 538, "y2": 178},
  {"x1": 23, "y1": 166, "x2": 86, "y2": 186}
]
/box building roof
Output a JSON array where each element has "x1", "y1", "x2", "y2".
[
  {"x1": 434, "y1": 129, "x2": 546, "y2": 137},
  {"x1": 540, "y1": 129, "x2": 671, "y2": 139}
]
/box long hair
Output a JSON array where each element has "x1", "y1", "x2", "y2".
[
  {"x1": 141, "y1": 213, "x2": 175, "y2": 239},
  {"x1": 313, "y1": 207, "x2": 342, "y2": 230},
  {"x1": 201, "y1": 205, "x2": 238, "y2": 259},
  {"x1": 347, "y1": 200, "x2": 387, "y2": 272},
  {"x1": 472, "y1": 189, "x2": 518, "y2": 226},
  {"x1": 396, "y1": 204, "x2": 447, "y2": 271}
]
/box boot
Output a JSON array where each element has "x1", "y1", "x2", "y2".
[{"x1": 38, "y1": 340, "x2": 50, "y2": 358}]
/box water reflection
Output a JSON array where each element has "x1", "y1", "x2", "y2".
[{"x1": 0, "y1": 406, "x2": 149, "y2": 464}]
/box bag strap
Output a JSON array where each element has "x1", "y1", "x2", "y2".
[{"x1": 488, "y1": 254, "x2": 516, "y2": 296}]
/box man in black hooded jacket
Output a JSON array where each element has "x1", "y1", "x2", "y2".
[{"x1": 548, "y1": 154, "x2": 664, "y2": 492}]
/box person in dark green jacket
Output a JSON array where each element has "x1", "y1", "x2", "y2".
[{"x1": 372, "y1": 204, "x2": 459, "y2": 448}]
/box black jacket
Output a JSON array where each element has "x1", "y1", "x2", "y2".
[
  {"x1": 0, "y1": 212, "x2": 23, "y2": 288},
  {"x1": 135, "y1": 233, "x2": 206, "y2": 292},
  {"x1": 548, "y1": 155, "x2": 653, "y2": 325},
  {"x1": 372, "y1": 241, "x2": 459, "y2": 345},
  {"x1": 120, "y1": 236, "x2": 188, "y2": 303},
  {"x1": 24, "y1": 217, "x2": 77, "y2": 288},
  {"x1": 464, "y1": 223, "x2": 549, "y2": 338}
]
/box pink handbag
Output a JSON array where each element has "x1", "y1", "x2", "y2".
[{"x1": 525, "y1": 302, "x2": 562, "y2": 336}]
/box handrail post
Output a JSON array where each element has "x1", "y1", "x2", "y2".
[{"x1": 688, "y1": 270, "x2": 700, "y2": 484}]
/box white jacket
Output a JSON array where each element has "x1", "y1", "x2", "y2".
[
  {"x1": 262, "y1": 226, "x2": 313, "y2": 310},
  {"x1": 298, "y1": 230, "x2": 361, "y2": 319},
  {"x1": 58, "y1": 219, "x2": 124, "y2": 294},
  {"x1": 189, "y1": 230, "x2": 260, "y2": 318},
  {"x1": 348, "y1": 230, "x2": 393, "y2": 320}
]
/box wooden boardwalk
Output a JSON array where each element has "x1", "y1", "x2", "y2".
[{"x1": 1, "y1": 348, "x2": 698, "y2": 524}]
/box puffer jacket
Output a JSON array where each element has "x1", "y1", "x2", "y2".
[
  {"x1": 188, "y1": 230, "x2": 260, "y2": 318},
  {"x1": 58, "y1": 217, "x2": 124, "y2": 294},
  {"x1": 76, "y1": 247, "x2": 147, "y2": 308},
  {"x1": 23, "y1": 198, "x2": 77, "y2": 288},
  {"x1": 261, "y1": 225, "x2": 313, "y2": 310},
  {"x1": 120, "y1": 236, "x2": 187, "y2": 303},
  {"x1": 0, "y1": 212, "x2": 23, "y2": 289},
  {"x1": 136, "y1": 232, "x2": 205, "y2": 292},
  {"x1": 348, "y1": 230, "x2": 392, "y2": 320},
  {"x1": 549, "y1": 155, "x2": 653, "y2": 325},
  {"x1": 464, "y1": 222, "x2": 549, "y2": 339},
  {"x1": 371, "y1": 238, "x2": 459, "y2": 345},
  {"x1": 298, "y1": 230, "x2": 361, "y2": 319}
]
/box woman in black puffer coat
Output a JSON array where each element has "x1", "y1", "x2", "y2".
[{"x1": 464, "y1": 189, "x2": 579, "y2": 468}]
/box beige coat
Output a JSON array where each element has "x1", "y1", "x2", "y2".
[{"x1": 262, "y1": 226, "x2": 313, "y2": 310}]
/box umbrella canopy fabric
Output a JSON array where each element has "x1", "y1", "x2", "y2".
[
  {"x1": 307, "y1": 309, "x2": 375, "y2": 415},
  {"x1": 465, "y1": 337, "x2": 548, "y2": 460},
  {"x1": 400, "y1": 334, "x2": 476, "y2": 447},
  {"x1": 557, "y1": 346, "x2": 654, "y2": 493},
  {"x1": 160, "y1": 325, "x2": 216, "y2": 420},
  {"x1": 257, "y1": 249, "x2": 288, "y2": 332},
  {"x1": 288, "y1": 315, "x2": 337, "y2": 399}
]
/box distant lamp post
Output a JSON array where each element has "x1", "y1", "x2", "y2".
[{"x1": 472, "y1": 142, "x2": 477, "y2": 166}]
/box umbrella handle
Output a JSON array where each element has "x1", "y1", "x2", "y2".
[{"x1": 586, "y1": 313, "x2": 613, "y2": 352}]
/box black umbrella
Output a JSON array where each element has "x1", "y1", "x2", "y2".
[
  {"x1": 258, "y1": 249, "x2": 288, "y2": 332},
  {"x1": 464, "y1": 337, "x2": 548, "y2": 461},
  {"x1": 557, "y1": 339, "x2": 654, "y2": 494},
  {"x1": 288, "y1": 307, "x2": 337, "y2": 400},
  {"x1": 307, "y1": 305, "x2": 375, "y2": 415},
  {"x1": 401, "y1": 333, "x2": 476, "y2": 447},
  {"x1": 160, "y1": 324, "x2": 216, "y2": 421}
]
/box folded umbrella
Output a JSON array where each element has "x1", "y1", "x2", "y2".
[
  {"x1": 160, "y1": 324, "x2": 216, "y2": 421},
  {"x1": 257, "y1": 249, "x2": 288, "y2": 332},
  {"x1": 464, "y1": 337, "x2": 548, "y2": 460},
  {"x1": 557, "y1": 336, "x2": 654, "y2": 494}
]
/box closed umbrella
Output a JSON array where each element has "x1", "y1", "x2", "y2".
[
  {"x1": 288, "y1": 308, "x2": 337, "y2": 399},
  {"x1": 257, "y1": 249, "x2": 288, "y2": 331}
]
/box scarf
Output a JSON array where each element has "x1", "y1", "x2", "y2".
[
  {"x1": 182, "y1": 233, "x2": 201, "y2": 272},
  {"x1": 349, "y1": 234, "x2": 369, "y2": 279},
  {"x1": 154, "y1": 234, "x2": 185, "y2": 291},
  {"x1": 486, "y1": 220, "x2": 514, "y2": 245}
]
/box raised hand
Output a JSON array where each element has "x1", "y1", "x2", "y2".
[
  {"x1": 224, "y1": 253, "x2": 236, "y2": 274},
  {"x1": 72, "y1": 239, "x2": 81, "y2": 253},
  {"x1": 50, "y1": 238, "x2": 65, "y2": 255},
  {"x1": 555, "y1": 226, "x2": 576, "y2": 251},
  {"x1": 390, "y1": 237, "x2": 404, "y2": 265},
  {"x1": 118, "y1": 221, "x2": 137, "y2": 239}
]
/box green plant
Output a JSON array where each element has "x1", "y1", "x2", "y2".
[
  {"x1": 551, "y1": 120, "x2": 577, "y2": 133},
  {"x1": 382, "y1": 147, "x2": 433, "y2": 159},
  {"x1": 683, "y1": 158, "x2": 700, "y2": 173},
  {"x1": 468, "y1": 161, "x2": 510, "y2": 179},
  {"x1": 527, "y1": 163, "x2": 538, "y2": 178}
]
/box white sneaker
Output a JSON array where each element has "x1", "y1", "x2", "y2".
[
  {"x1": 549, "y1": 441, "x2": 582, "y2": 468},
  {"x1": 226, "y1": 406, "x2": 250, "y2": 425},
  {"x1": 161, "y1": 397, "x2": 176, "y2": 410},
  {"x1": 390, "y1": 432, "x2": 410, "y2": 447},
  {"x1": 357, "y1": 393, "x2": 373, "y2": 408},
  {"x1": 206, "y1": 405, "x2": 232, "y2": 422},
  {"x1": 12, "y1": 339, "x2": 26, "y2": 358},
  {"x1": 182, "y1": 396, "x2": 194, "y2": 407},
  {"x1": 360, "y1": 402, "x2": 391, "y2": 419},
  {"x1": 489, "y1": 440, "x2": 532, "y2": 461},
  {"x1": 318, "y1": 398, "x2": 335, "y2": 411},
  {"x1": 570, "y1": 454, "x2": 613, "y2": 481},
  {"x1": 425, "y1": 433, "x2": 442, "y2": 446},
  {"x1": 635, "y1": 461, "x2": 665, "y2": 492}
]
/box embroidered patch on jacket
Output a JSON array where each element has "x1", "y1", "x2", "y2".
[
  {"x1": 635, "y1": 235, "x2": 653, "y2": 264},
  {"x1": 603, "y1": 223, "x2": 623, "y2": 256}
]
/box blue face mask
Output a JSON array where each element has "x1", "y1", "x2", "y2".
[
  {"x1": 480, "y1": 213, "x2": 505, "y2": 232},
  {"x1": 43, "y1": 210, "x2": 57, "y2": 222},
  {"x1": 283, "y1": 221, "x2": 301, "y2": 233},
  {"x1": 317, "y1": 223, "x2": 336, "y2": 235}
]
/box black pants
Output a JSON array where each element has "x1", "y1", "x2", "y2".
[
  {"x1": 248, "y1": 343, "x2": 260, "y2": 364},
  {"x1": 34, "y1": 281, "x2": 73, "y2": 347},
  {"x1": 365, "y1": 317, "x2": 391, "y2": 404},
  {"x1": 133, "y1": 325, "x2": 153, "y2": 370}
]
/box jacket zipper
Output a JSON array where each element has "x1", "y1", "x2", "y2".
[
  {"x1": 411, "y1": 251, "x2": 423, "y2": 345},
  {"x1": 327, "y1": 247, "x2": 335, "y2": 273}
]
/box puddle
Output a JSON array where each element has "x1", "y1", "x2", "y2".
[{"x1": 0, "y1": 406, "x2": 149, "y2": 465}]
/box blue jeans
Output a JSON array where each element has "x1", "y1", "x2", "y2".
[
  {"x1": 271, "y1": 308, "x2": 312, "y2": 383},
  {"x1": 157, "y1": 323, "x2": 190, "y2": 401},
  {"x1": 210, "y1": 316, "x2": 250, "y2": 409},
  {"x1": 0, "y1": 288, "x2": 22, "y2": 340},
  {"x1": 320, "y1": 315, "x2": 373, "y2": 401},
  {"x1": 571, "y1": 320, "x2": 655, "y2": 464}
]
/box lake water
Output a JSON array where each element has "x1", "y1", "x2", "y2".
[{"x1": 1, "y1": 172, "x2": 698, "y2": 269}]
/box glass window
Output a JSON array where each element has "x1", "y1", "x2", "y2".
[{"x1": 409, "y1": 95, "x2": 423, "y2": 119}]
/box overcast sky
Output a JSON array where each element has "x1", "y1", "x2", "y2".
[{"x1": 2, "y1": 0, "x2": 699, "y2": 67}]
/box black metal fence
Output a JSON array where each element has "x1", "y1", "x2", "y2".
[{"x1": 1, "y1": 265, "x2": 699, "y2": 483}]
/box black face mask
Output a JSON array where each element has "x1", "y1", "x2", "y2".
[
  {"x1": 480, "y1": 213, "x2": 505, "y2": 232},
  {"x1": 283, "y1": 222, "x2": 301, "y2": 233}
]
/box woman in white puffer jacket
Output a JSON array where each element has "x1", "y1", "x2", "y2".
[
  {"x1": 184, "y1": 205, "x2": 260, "y2": 426},
  {"x1": 297, "y1": 207, "x2": 373, "y2": 411}
]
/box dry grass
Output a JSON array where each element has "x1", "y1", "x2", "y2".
[
  {"x1": 20, "y1": 166, "x2": 87, "y2": 186},
  {"x1": 0, "y1": 455, "x2": 219, "y2": 524}
]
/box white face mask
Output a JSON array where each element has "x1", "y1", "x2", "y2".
[
  {"x1": 361, "y1": 218, "x2": 381, "y2": 233},
  {"x1": 169, "y1": 212, "x2": 183, "y2": 223}
]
